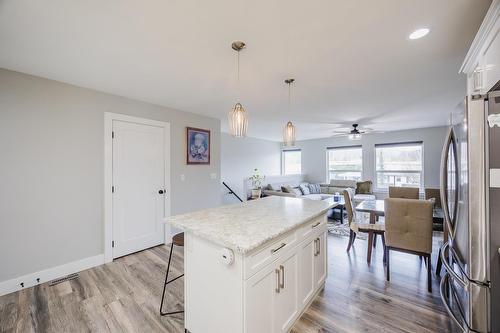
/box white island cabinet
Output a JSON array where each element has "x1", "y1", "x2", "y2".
[{"x1": 166, "y1": 196, "x2": 334, "y2": 333}]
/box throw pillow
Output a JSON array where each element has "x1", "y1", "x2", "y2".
[
  {"x1": 292, "y1": 187, "x2": 302, "y2": 196},
  {"x1": 299, "y1": 183, "x2": 310, "y2": 195},
  {"x1": 356, "y1": 180, "x2": 373, "y2": 194},
  {"x1": 265, "y1": 184, "x2": 274, "y2": 191},
  {"x1": 281, "y1": 185, "x2": 293, "y2": 193},
  {"x1": 308, "y1": 183, "x2": 321, "y2": 194}
]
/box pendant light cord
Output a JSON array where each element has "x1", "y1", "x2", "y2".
[
  {"x1": 237, "y1": 50, "x2": 240, "y2": 102},
  {"x1": 288, "y1": 81, "x2": 291, "y2": 113}
]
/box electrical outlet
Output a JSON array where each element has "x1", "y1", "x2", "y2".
[
  {"x1": 180, "y1": 174, "x2": 186, "y2": 182},
  {"x1": 210, "y1": 173, "x2": 217, "y2": 180}
]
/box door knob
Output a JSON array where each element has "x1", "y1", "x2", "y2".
[{"x1": 158, "y1": 190, "x2": 165, "y2": 194}]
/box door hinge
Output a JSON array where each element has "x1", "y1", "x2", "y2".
[
  {"x1": 112, "y1": 186, "x2": 115, "y2": 193},
  {"x1": 112, "y1": 131, "x2": 115, "y2": 139},
  {"x1": 112, "y1": 241, "x2": 115, "y2": 248}
]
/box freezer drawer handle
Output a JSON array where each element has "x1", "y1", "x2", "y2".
[
  {"x1": 440, "y1": 242, "x2": 468, "y2": 289},
  {"x1": 439, "y1": 272, "x2": 470, "y2": 333}
]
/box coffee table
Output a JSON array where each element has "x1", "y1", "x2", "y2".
[{"x1": 324, "y1": 196, "x2": 346, "y2": 223}]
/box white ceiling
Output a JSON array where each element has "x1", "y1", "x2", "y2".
[{"x1": 0, "y1": 0, "x2": 491, "y2": 141}]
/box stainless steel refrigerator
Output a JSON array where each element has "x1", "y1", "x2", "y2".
[{"x1": 439, "y1": 87, "x2": 500, "y2": 333}]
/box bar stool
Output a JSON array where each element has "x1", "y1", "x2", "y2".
[{"x1": 160, "y1": 232, "x2": 184, "y2": 316}]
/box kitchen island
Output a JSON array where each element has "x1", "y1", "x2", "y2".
[{"x1": 166, "y1": 196, "x2": 335, "y2": 333}]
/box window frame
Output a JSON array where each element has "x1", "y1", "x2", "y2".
[
  {"x1": 374, "y1": 141, "x2": 424, "y2": 191},
  {"x1": 281, "y1": 148, "x2": 302, "y2": 175},
  {"x1": 326, "y1": 145, "x2": 363, "y2": 182}
]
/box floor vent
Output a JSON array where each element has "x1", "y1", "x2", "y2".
[{"x1": 49, "y1": 273, "x2": 79, "y2": 286}]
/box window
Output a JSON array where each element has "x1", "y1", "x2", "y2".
[
  {"x1": 375, "y1": 142, "x2": 423, "y2": 189},
  {"x1": 282, "y1": 149, "x2": 301, "y2": 175},
  {"x1": 327, "y1": 146, "x2": 362, "y2": 181}
]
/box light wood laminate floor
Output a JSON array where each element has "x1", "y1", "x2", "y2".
[{"x1": 0, "y1": 233, "x2": 453, "y2": 332}]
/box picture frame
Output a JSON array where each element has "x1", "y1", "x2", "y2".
[{"x1": 186, "y1": 127, "x2": 210, "y2": 165}]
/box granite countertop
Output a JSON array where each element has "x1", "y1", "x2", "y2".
[{"x1": 165, "y1": 196, "x2": 335, "y2": 254}]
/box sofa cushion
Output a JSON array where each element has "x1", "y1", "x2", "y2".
[
  {"x1": 308, "y1": 183, "x2": 321, "y2": 194},
  {"x1": 320, "y1": 184, "x2": 329, "y2": 194},
  {"x1": 330, "y1": 179, "x2": 357, "y2": 188},
  {"x1": 356, "y1": 180, "x2": 373, "y2": 194},
  {"x1": 302, "y1": 194, "x2": 323, "y2": 201},
  {"x1": 299, "y1": 183, "x2": 311, "y2": 195},
  {"x1": 328, "y1": 186, "x2": 346, "y2": 195}
]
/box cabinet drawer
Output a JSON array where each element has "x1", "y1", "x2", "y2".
[
  {"x1": 298, "y1": 215, "x2": 326, "y2": 239},
  {"x1": 244, "y1": 231, "x2": 297, "y2": 280}
]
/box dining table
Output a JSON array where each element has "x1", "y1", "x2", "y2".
[{"x1": 355, "y1": 199, "x2": 445, "y2": 223}]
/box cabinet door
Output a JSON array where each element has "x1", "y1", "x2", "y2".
[
  {"x1": 298, "y1": 238, "x2": 315, "y2": 307},
  {"x1": 314, "y1": 231, "x2": 327, "y2": 288},
  {"x1": 244, "y1": 263, "x2": 277, "y2": 333},
  {"x1": 274, "y1": 250, "x2": 299, "y2": 333}
]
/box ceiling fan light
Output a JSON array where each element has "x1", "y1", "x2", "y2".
[
  {"x1": 283, "y1": 121, "x2": 296, "y2": 147},
  {"x1": 228, "y1": 103, "x2": 248, "y2": 137},
  {"x1": 348, "y1": 133, "x2": 361, "y2": 140}
]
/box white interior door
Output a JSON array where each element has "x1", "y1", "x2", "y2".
[{"x1": 112, "y1": 119, "x2": 167, "y2": 258}]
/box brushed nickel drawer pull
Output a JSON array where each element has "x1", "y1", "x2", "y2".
[
  {"x1": 279, "y1": 265, "x2": 285, "y2": 289},
  {"x1": 317, "y1": 238, "x2": 321, "y2": 255},
  {"x1": 271, "y1": 243, "x2": 286, "y2": 254},
  {"x1": 275, "y1": 269, "x2": 280, "y2": 293},
  {"x1": 314, "y1": 239, "x2": 318, "y2": 256},
  {"x1": 311, "y1": 222, "x2": 321, "y2": 228}
]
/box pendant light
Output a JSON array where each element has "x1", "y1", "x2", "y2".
[
  {"x1": 228, "y1": 41, "x2": 248, "y2": 137},
  {"x1": 283, "y1": 78, "x2": 296, "y2": 146}
]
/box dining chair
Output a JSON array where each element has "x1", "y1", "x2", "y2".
[
  {"x1": 344, "y1": 189, "x2": 386, "y2": 264},
  {"x1": 388, "y1": 186, "x2": 419, "y2": 199},
  {"x1": 384, "y1": 198, "x2": 433, "y2": 292},
  {"x1": 424, "y1": 188, "x2": 441, "y2": 208}
]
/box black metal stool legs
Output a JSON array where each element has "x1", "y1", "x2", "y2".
[{"x1": 160, "y1": 243, "x2": 184, "y2": 316}]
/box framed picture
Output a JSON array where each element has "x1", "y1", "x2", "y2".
[{"x1": 186, "y1": 127, "x2": 210, "y2": 165}]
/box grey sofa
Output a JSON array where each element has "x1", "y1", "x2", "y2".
[
  {"x1": 321, "y1": 180, "x2": 376, "y2": 203},
  {"x1": 262, "y1": 179, "x2": 376, "y2": 203}
]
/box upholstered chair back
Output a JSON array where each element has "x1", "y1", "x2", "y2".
[
  {"x1": 343, "y1": 188, "x2": 356, "y2": 225},
  {"x1": 384, "y1": 198, "x2": 433, "y2": 254},
  {"x1": 388, "y1": 186, "x2": 419, "y2": 199},
  {"x1": 424, "y1": 188, "x2": 441, "y2": 208}
]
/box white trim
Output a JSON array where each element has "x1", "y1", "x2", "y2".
[
  {"x1": 373, "y1": 142, "x2": 425, "y2": 192},
  {"x1": 104, "y1": 112, "x2": 171, "y2": 263},
  {"x1": 0, "y1": 254, "x2": 104, "y2": 297},
  {"x1": 460, "y1": 0, "x2": 500, "y2": 74},
  {"x1": 325, "y1": 146, "x2": 363, "y2": 183}
]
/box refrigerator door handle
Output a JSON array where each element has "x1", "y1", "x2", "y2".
[
  {"x1": 440, "y1": 272, "x2": 471, "y2": 333},
  {"x1": 440, "y1": 126, "x2": 459, "y2": 240},
  {"x1": 440, "y1": 242, "x2": 468, "y2": 289}
]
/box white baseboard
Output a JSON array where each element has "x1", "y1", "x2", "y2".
[{"x1": 0, "y1": 254, "x2": 104, "y2": 297}]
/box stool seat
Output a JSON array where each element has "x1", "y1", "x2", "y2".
[{"x1": 172, "y1": 232, "x2": 184, "y2": 247}]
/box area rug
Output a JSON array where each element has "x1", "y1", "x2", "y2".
[{"x1": 327, "y1": 220, "x2": 368, "y2": 240}]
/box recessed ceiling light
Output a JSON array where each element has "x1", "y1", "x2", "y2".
[{"x1": 409, "y1": 28, "x2": 430, "y2": 40}]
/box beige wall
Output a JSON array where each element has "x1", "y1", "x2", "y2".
[{"x1": 0, "y1": 69, "x2": 221, "y2": 282}]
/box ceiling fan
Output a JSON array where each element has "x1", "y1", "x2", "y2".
[{"x1": 331, "y1": 123, "x2": 382, "y2": 140}]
